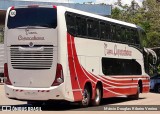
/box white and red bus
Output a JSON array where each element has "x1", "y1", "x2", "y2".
[{"x1": 4, "y1": 5, "x2": 150, "y2": 107}]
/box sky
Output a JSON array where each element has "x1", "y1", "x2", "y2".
[
  {"x1": 96, "y1": 0, "x2": 144, "y2": 5},
  {"x1": 16, "y1": 0, "x2": 144, "y2": 5}
]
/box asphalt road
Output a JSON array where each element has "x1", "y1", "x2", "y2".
[{"x1": 0, "y1": 85, "x2": 160, "y2": 111}]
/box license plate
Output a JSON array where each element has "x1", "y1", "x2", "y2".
[{"x1": 24, "y1": 92, "x2": 37, "y2": 96}]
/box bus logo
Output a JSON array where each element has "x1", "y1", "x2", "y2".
[
  {"x1": 29, "y1": 42, "x2": 34, "y2": 47},
  {"x1": 25, "y1": 29, "x2": 37, "y2": 35},
  {"x1": 104, "y1": 43, "x2": 132, "y2": 56}
]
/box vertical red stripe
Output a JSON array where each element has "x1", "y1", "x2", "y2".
[{"x1": 67, "y1": 33, "x2": 82, "y2": 101}]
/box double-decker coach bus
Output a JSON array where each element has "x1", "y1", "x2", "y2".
[{"x1": 4, "y1": 5, "x2": 150, "y2": 107}]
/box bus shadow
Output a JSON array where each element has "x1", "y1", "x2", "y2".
[
  {"x1": 101, "y1": 97, "x2": 145, "y2": 105},
  {"x1": 74, "y1": 97, "x2": 146, "y2": 111},
  {"x1": 42, "y1": 97, "x2": 146, "y2": 111},
  {"x1": 0, "y1": 97, "x2": 146, "y2": 111}
]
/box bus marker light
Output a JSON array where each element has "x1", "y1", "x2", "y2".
[
  {"x1": 10, "y1": 6, "x2": 15, "y2": 10},
  {"x1": 53, "y1": 5, "x2": 57, "y2": 9}
]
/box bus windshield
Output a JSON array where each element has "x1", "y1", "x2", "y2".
[{"x1": 7, "y1": 8, "x2": 57, "y2": 29}]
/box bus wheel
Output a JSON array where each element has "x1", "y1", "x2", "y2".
[
  {"x1": 92, "y1": 85, "x2": 102, "y2": 106},
  {"x1": 134, "y1": 86, "x2": 140, "y2": 100},
  {"x1": 128, "y1": 86, "x2": 140, "y2": 100},
  {"x1": 80, "y1": 86, "x2": 91, "y2": 107}
]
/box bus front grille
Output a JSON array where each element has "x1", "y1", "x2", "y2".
[{"x1": 10, "y1": 45, "x2": 54, "y2": 70}]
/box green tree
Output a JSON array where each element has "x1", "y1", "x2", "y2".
[
  {"x1": 142, "y1": 0, "x2": 160, "y2": 47},
  {"x1": 111, "y1": 7, "x2": 122, "y2": 20},
  {"x1": 111, "y1": 0, "x2": 160, "y2": 73},
  {"x1": 111, "y1": 0, "x2": 160, "y2": 48}
]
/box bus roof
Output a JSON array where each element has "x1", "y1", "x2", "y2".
[
  {"x1": 62, "y1": 6, "x2": 137, "y2": 28},
  {"x1": 9, "y1": 5, "x2": 138, "y2": 29}
]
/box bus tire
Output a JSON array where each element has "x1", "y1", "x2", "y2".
[
  {"x1": 134, "y1": 86, "x2": 140, "y2": 100},
  {"x1": 128, "y1": 86, "x2": 140, "y2": 100},
  {"x1": 79, "y1": 85, "x2": 91, "y2": 107},
  {"x1": 91, "y1": 85, "x2": 102, "y2": 106}
]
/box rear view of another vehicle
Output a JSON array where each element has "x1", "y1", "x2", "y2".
[{"x1": 150, "y1": 74, "x2": 160, "y2": 93}]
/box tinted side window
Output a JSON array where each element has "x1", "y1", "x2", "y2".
[
  {"x1": 121, "y1": 27, "x2": 126, "y2": 42},
  {"x1": 66, "y1": 13, "x2": 76, "y2": 36},
  {"x1": 126, "y1": 28, "x2": 140, "y2": 45},
  {"x1": 111, "y1": 24, "x2": 116, "y2": 41},
  {"x1": 100, "y1": 22, "x2": 111, "y2": 40},
  {"x1": 134, "y1": 30, "x2": 140, "y2": 45},
  {"x1": 87, "y1": 19, "x2": 99, "y2": 39},
  {"x1": 133, "y1": 29, "x2": 140, "y2": 45},
  {"x1": 126, "y1": 29, "x2": 132, "y2": 43},
  {"x1": 106, "y1": 23, "x2": 111, "y2": 40},
  {"x1": 100, "y1": 22, "x2": 107, "y2": 40},
  {"x1": 130, "y1": 29, "x2": 135, "y2": 44},
  {"x1": 102, "y1": 58, "x2": 142, "y2": 75},
  {"x1": 116, "y1": 25, "x2": 121, "y2": 41},
  {"x1": 76, "y1": 16, "x2": 87, "y2": 36}
]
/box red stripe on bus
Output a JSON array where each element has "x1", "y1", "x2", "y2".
[{"x1": 67, "y1": 33, "x2": 149, "y2": 101}]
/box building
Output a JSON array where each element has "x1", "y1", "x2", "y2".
[{"x1": 0, "y1": 0, "x2": 111, "y2": 25}]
